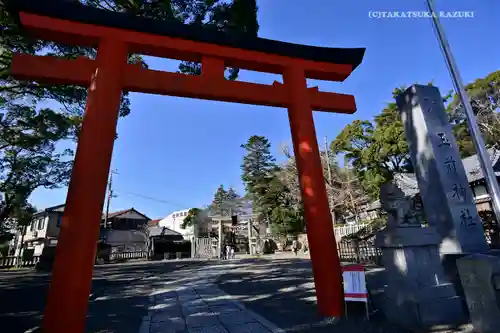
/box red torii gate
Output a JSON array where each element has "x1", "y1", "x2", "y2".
[{"x1": 8, "y1": 1, "x2": 365, "y2": 332}]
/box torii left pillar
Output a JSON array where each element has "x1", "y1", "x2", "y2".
[{"x1": 43, "y1": 39, "x2": 128, "y2": 333}]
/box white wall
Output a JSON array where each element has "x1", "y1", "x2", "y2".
[
  {"x1": 158, "y1": 209, "x2": 193, "y2": 238},
  {"x1": 23, "y1": 214, "x2": 49, "y2": 242}
]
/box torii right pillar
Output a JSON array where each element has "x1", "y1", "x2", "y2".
[{"x1": 283, "y1": 64, "x2": 342, "y2": 317}]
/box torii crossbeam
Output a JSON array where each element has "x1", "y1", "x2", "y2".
[{"x1": 7, "y1": 1, "x2": 365, "y2": 332}]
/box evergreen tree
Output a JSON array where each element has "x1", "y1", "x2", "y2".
[
  {"x1": 211, "y1": 184, "x2": 228, "y2": 215},
  {"x1": 240, "y1": 136, "x2": 277, "y2": 217},
  {"x1": 226, "y1": 187, "x2": 239, "y2": 201},
  {"x1": 209, "y1": 185, "x2": 241, "y2": 216}
]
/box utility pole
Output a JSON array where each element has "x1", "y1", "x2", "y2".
[
  {"x1": 425, "y1": 0, "x2": 500, "y2": 220},
  {"x1": 324, "y1": 136, "x2": 336, "y2": 226},
  {"x1": 104, "y1": 169, "x2": 118, "y2": 228}
]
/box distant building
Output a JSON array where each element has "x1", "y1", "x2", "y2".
[
  {"x1": 158, "y1": 209, "x2": 199, "y2": 241},
  {"x1": 158, "y1": 201, "x2": 260, "y2": 242},
  {"x1": 11, "y1": 205, "x2": 152, "y2": 257},
  {"x1": 148, "y1": 219, "x2": 161, "y2": 228},
  {"x1": 12, "y1": 204, "x2": 65, "y2": 257}
]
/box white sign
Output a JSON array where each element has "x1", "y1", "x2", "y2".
[{"x1": 342, "y1": 265, "x2": 368, "y2": 302}]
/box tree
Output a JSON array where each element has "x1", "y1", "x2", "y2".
[
  {"x1": 331, "y1": 85, "x2": 450, "y2": 199},
  {"x1": 208, "y1": 185, "x2": 242, "y2": 217},
  {"x1": 0, "y1": 202, "x2": 36, "y2": 256},
  {"x1": 240, "y1": 136, "x2": 279, "y2": 217},
  {"x1": 277, "y1": 144, "x2": 302, "y2": 207},
  {"x1": 226, "y1": 187, "x2": 239, "y2": 201},
  {"x1": 210, "y1": 184, "x2": 228, "y2": 216},
  {"x1": 0, "y1": 103, "x2": 74, "y2": 226},
  {"x1": 331, "y1": 77, "x2": 498, "y2": 200},
  {"x1": 447, "y1": 71, "x2": 500, "y2": 157},
  {"x1": 80, "y1": 0, "x2": 259, "y2": 80},
  {"x1": 279, "y1": 143, "x2": 341, "y2": 212},
  {"x1": 241, "y1": 136, "x2": 304, "y2": 237},
  {"x1": 138, "y1": 222, "x2": 151, "y2": 256},
  {"x1": 269, "y1": 205, "x2": 304, "y2": 238},
  {"x1": 331, "y1": 100, "x2": 413, "y2": 199},
  {"x1": 337, "y1": 166, "x2": 368, "y2": 223},
  {"x1": 182, "y1": 207, "x2": 202, "y2": 229},
  {"x1": 0, "y1": 0, "x2": 260, "y2": 227},
  {"x1": 2, "y1": 0, "x2": 260, "y2": 108},
  {"x1": 279, "y1": 143, "x2": 367, "y2": 224},
  {"x1": 1, "y1": 1, "x2": 133, "y2": 125}
]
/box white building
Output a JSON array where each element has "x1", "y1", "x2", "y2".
[
  {"x1": 12, "y1": 204, "x2": 65, "y2": 257},
  {"x1": 158, "y1": 209, "x2": 194, "y2": 240}
]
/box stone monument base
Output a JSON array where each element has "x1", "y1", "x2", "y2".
[
  {"x1": 373, "y1": 227, "x2": 468, "y2": 330},
  {"x1": 457, "y1": 253, "x2": 500, "y2": 333}
]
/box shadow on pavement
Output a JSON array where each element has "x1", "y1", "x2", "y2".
[
  {"x1": 216, "y1": 258, "x2": 410, "y2": 333},
  {"x1": 0, "y1": 261, "x2": 203, "y2": 333}
]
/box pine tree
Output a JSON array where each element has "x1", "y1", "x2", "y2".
[
  {"x1": 240, "y1": 136, "x2": 278, "y2": 217},
  {"x1": 211, "y1": 184, "x2": 228, "y2": 216}
]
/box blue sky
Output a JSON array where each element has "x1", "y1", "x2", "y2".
[{"x1": 29, "y1": 0, "x2": 500, "y2": 219}]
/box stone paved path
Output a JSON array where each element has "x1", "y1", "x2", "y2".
[{"x1": 139, "y1": 282, "x2": 283, "y2": 333}]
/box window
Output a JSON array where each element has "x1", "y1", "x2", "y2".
[
  {"x1": 30, "y1": 221, "x2": 36, "y2": 231},
  {"x1": 183, "y1": 212, "x2": 187, "y2": 217},
  {"x1": 37, "y1": 218, "x2": 45, "y2": 230},
  {"x1": 56, "y1": 214, "x2": 63, "y2": 227}
]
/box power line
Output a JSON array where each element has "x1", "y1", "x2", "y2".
[{"x1": 116, "y1": 191, "x2": 189, "y2": 209}]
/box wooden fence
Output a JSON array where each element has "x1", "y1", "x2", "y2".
[
  {"x1": 0, "y1": 255, "x2": 41, "y2": 269},
  {"x1": 338, "y1": 239, "x2": 382, "y2": 266}
]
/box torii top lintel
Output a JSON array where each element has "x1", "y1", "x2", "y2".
[{"x1": 8, "y1": 0, "x2": 366, "y2": 113}]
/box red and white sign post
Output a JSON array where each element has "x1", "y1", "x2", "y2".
[{"x1": 342, "y1": 264, "x2": 370, "y2": 320}]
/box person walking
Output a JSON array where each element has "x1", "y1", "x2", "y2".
[
  {"x1": 230, "y1": 245, "x2": 235, "y2": 259},
  {"x1": 292, "y1": 240, "x2": 298, "y2": 256}
]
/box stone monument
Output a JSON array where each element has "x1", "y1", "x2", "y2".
[
  {"x1": 456, "y1": 254, "x2": 500, "y2": 333},
  {"x1": 374, "y1": 182, "x2": 466, "y2": 329},
  {"x1": 395, "y1": 84, "x2": 488, "y2": 254}
]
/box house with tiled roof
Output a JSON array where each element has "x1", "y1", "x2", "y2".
[
  {"x1": 148, "y1": 219, "x2": 161, "y2": 228},
  {"x1": 101, "y1": 207, "x2": 151, "y2": 230},
  {"x1": 12, "y1": 205, "x2": 152, "y2": 258}
]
